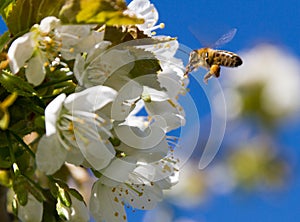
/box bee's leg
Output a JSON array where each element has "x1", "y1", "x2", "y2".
[
  {"x1": 184, "y1": 65, "x2": 191, "y2": 77},
  {"x1": 203, "y1": 72, "x2": 213, "y2": 84},
  {"x1": 204, "y1": 65, "x2": 220, "y2": 84},
  {"x1": 210, "y1": 64, "x2": 221, "y2": 78},
  {"x1": 184, "y1": 63, "x2": 196, "y2": 77}
]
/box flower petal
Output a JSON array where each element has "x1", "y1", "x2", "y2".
[
  {"x1": 127, "y1": 0, "x2": 159, "y2": 35},
  {"x1": 114, "y1": 124, "x2": 165, "y2": 150},
  {"x1": 8, "y1": 32, "x2": 35, "y2": 74},
  {"x1": 100, "y1": 158, "x2": 137, "y2": 183},
  {"x1": 36, "y1": 134, "x2": 67, "y2": 175},
  {"x1": 18, "y1": 193, "x2": 43, "y2": 222},
  {"x1": 90, "y1": 181, "x2": 127, "y2": 222},
  {"x1": 64, "y1": 86, "x2": 117, "y2": 112},
  {"x1": 74, "y1": 136, "x2": 115, "y2": 171},
  {"x1": 25, "y1": 52, "x2": 47, "y2": 86},
  {"x1": 39, "y1": 16, "x2": 60, "y2": 33},
  {"x1": 45, "y1": 93, "x2": 66, "y2": 136}
]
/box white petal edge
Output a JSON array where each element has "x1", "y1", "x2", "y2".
[
  {"x1": 8, "y1": 33, "x2": 35, "y2": 74},
  {"x1": 45, "y1": 93, "x2": 66, "y2": 136}
]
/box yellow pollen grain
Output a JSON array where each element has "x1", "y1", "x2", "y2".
[
  {"x1": 114, "y1": 212, "x2": 119, "y2": 217},
  {"x1": 163, "y1": 165, "x2": 171, "y2": 172},
  {"x1": 114, "y1": 197, "x2": 119, "y2": 203},
  {"x1": 112, "y1": 187, "x2": 116, "y2": 192},
  {"x1": 68, "y1": 122, "x2": 74, "y2": 131},
  {"x1": 69, "y1": 48, "x2": 75, "y2": 53},
  {"x1": 159, "y1": 23, "x2": 165, "y2": 29},
  {"x1": 123, "y1": 215, "x2": 127, "y2": 220}
]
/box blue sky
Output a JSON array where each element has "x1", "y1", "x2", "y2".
[
  {"x1": 1, "y1": 1, "x2": 300, "y2": 221},
  {"x1": 151, "y1": 1, "x2": 300, "y2": 222},
  {"x1": 153, "y1": 0, "x2": 300, "y2": 56}
]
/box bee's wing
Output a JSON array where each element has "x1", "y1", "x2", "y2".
[
  {"x1": 188, "y1": 26, "x2": 237, "y2": 48},
  {"x1": 213, "y1": 28, "x2": 237, "y2": 48}
]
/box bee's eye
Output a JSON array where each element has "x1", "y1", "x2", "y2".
[{"x1": 202, "y1": 52, "x2": 208, "y2": 58}]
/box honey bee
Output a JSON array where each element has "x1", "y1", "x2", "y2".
[{"x1": 184, "y1": 28, "x2": 243, "y2": 84}]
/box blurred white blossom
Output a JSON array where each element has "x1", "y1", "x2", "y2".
[{"x1": 222, "y1": 44, "x2": 300, "y2": 119}]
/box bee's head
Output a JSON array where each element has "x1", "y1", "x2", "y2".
[
  {"x1": 187, "y1": 50, "x2": 198, "y2": 70},
  {"x1": 186, "y1": 50, "x2": 205, "y2": 73}
]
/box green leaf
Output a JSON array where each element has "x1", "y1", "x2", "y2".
[
  {"x1": 104, "y1": 26, "x2": 149, "y2": 46},
  {"x1": 69, "y1": 188, "x2": 85, "y2": 202},
  {"x1": 27, "y1": 183, "x2": 46, "y2": 203},
  {"x1": 0, "y1": 148, "x2": 11, "y2": 168},
  {"x1": 0, "y1": 71, "x2": 37, "y2": 97},
  {"x1": 0, "y1": 31, "x2": 10, "y2": 52},
  {"x1": 60, "y1": 0, "x2": 144, "y2": 25},
  {"x1": 57, "y1": 186, "x2": 71, "y2": 207},
  {"x1": 127, "y1": 47, "x2": 162, "y2": 78},
  {"x1": 56, "y1": 198, "x2": 68, "y2": 220},
  {"x1": 6, "y1": 0, "x2": 65, "y2": 36},
  {"x1": 0, "y1": 0, "x2": 13, "y2": 11},
  {"x1": 13, "y1": 175, "x2": 28, "y2": 206},
  {"x1": 0, "y1": 0, "x2": 14, "y2": 20}
]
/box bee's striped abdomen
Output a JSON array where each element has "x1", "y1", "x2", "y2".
[{"x1": 213, "y1": 50, "x2": 243, "y2": 67}]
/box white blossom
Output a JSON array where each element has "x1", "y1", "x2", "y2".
[
  {"x1": 74, "y1": 41, "x2": 135, "y2": 88},
  {"x1": 8, "y1": 16, "x2": 61, "y2": 85},
  {"x1": 36, "y1": 86, "x2": 117, "y2": 174},
  {"x1": 126, "y1": 0, "x2": 164, "y2": 36},
  {"x1": 90, "y1": 157, "x2": 179, "y2": 222},
  {"x1": 8, "y1": 16, "x2": 104, "y2": 86}
]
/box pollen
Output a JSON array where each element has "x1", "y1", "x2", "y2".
[
  {"x1": 43, "y1": 62, "x2": 49, "y2": 67},
  {"x1": 114, "y1": 212, "x2": 119, "y2": 217},
  {"x1": 159, "y1": 23, "x2": 165, "y2": 29},
  {"x1": 114, "y1": 197, "x2": 119, "y2": 203},
  {"x1": 68, "y1": 122, "x2": 74, "y2": 131}
]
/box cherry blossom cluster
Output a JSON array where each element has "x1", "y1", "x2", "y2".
[{"x1": 6, "y1": 0, "x2": 188, "y2": 221}]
